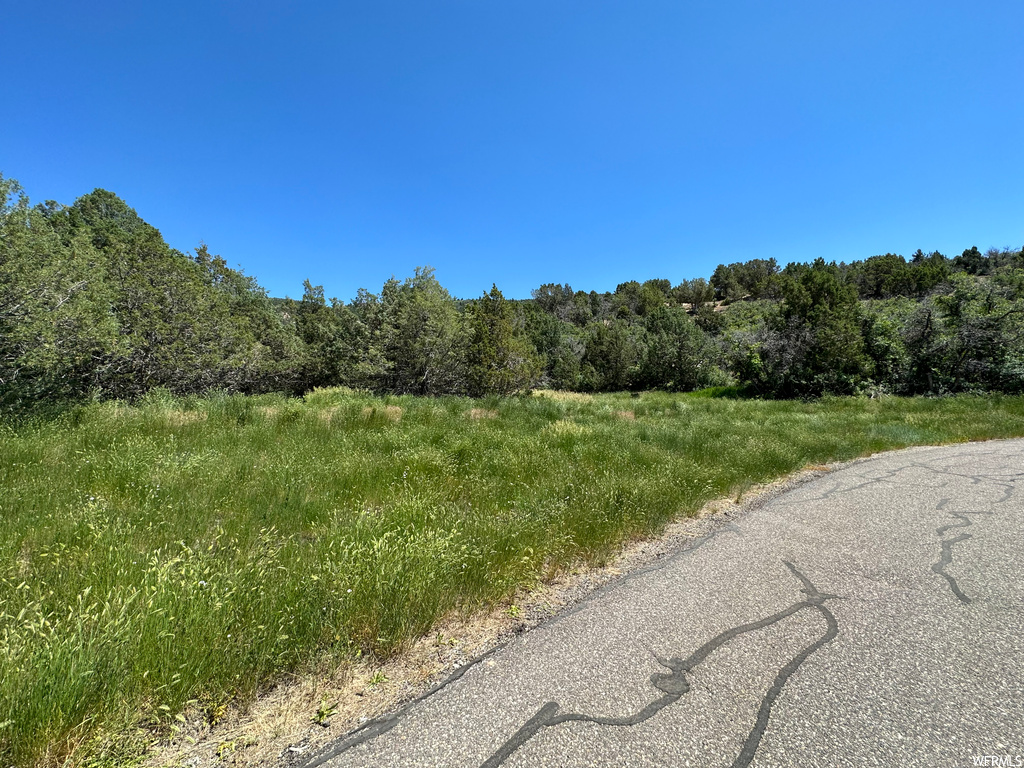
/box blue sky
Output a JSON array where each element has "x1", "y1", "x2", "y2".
[{"x1": 3, "y1": 1, "x2": 1023, "y2": 300}]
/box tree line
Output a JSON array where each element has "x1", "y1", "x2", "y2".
[{"x1": 2, "y1": 174, "x2": 1023, "y2": 413}]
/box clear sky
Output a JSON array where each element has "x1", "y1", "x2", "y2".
[{"x1": 3, "y1": 1, "x2": 1023, "y2": 300}]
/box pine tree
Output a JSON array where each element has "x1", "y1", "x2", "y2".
[{"x1": 466, "y1": 285, "x2": 542, "y2": 396}]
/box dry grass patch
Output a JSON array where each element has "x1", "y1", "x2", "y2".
[
  {"x1": 614, "y1": 410, "x2": 636, "y2": 421},
  {"x1": 542, "y1": 419, "x2": 591, "y2": 436},
  {"x1": 160, "y1": 410, "x2": 207, "y2": 428},
  {"x1": 467, "y1": 408, "x2": 499, "y2": 420},
  {"x1": 316, "y1": 407, "x2": 339, "y2": 425},
  {"x1": 359, "y1": 405, "x2": 404, "y2": 423},
  {"x1": 531, "y1": 390, "x2": 593, "y2": 403}
]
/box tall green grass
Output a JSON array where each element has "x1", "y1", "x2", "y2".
[{"x1": 3, "y1": 389, "x2": 1024, "y2": 765}]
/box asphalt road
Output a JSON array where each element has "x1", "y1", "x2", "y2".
[{"x1": 303, "y1": 440, "x2": 1024, "y2": 768}]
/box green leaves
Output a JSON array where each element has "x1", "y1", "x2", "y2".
[
  {"x1": 4, "y1": 171, "x2": 1024, "y2": 408},
  {"x1": 1, "y1": 178, "x2": 301, "y2": 414},
  {"x1": 466, "y1": 285, "x2": 542, "y2": 397}
]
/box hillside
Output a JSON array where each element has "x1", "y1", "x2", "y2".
[{"x1": 3, "y1": 173, "x2": 1023, "y2": 414}]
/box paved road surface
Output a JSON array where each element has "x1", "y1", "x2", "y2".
[{"x1": 303, "y1": 440, "x2": 1024, "y2": 768}]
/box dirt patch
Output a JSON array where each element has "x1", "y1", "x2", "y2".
[{"x1": 142, "y1": 463, "x2": 835, "y2": 768}]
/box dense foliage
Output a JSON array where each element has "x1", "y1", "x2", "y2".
[
  {"x1": 0, "y1": 177, "x2": 299, "y2": 413},
  {"x1": 3, "y1": 173, "x2": 1023, "y2": 412}
]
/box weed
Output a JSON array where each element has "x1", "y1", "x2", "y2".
[
  {"x1": 312, "y1": 698, "x2": 337, "y2": 727},
  {"x1": 216, "y1": 740, "x2": 236, "y2": 759},
  {"x1": 433, "y1": 632, "x2": 457, "y2": 647}
]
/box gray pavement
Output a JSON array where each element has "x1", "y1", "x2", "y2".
[{"x1": 304, "y1": 440, "x2": 1024, "y2": 768}]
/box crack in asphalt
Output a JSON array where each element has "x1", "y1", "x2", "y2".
[
  {"x1": 906, "y1": 462, "x2": 1020, "y2": 500},
  {"x1": 994, "y1": 483, "x2": 1017, "y2": 504},
  {"x1": 918, "y1": 466, "x2": 1017, "y2": 608},
  {"x1": 479, "y1": 561, "x2": 839, "y2": 768},
  {"x1": 778, "y1": 465, "x2": 948, "y2": 504},
  {"x1": 783, "y1": 459, "x2": 1017, "y2": 609},
  {"x1": 932, "y1": 532, "x2": 974, "y2": 604},
  {"x1": 297, "y1": 448, "x2": 1020, "y2": 767},
  {"x1": 931, "y1": 504, "x2": 994, "y2": 605},
  {"x1": 784, "y1": 457, "x2": 1021, "y2": 507},
  {"x1": 928, "y1": 477, "x2": 1019, "y2": 605},
  {"x1": 299, "y1": 518, "x2": 743, "y2": 768}
]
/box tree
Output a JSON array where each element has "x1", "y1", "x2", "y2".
[
  {"x1": 465, "y1": 285, "x2": 542, "y2": 396},
  {"x1": 739, "y1": 259, "x2": 871, "y2": 397},
  {"x1": 637, "y1": 307, "x2": 725, "y2": 391},
  {"x1": 70, "y1": 191, "x2": 306, "y2": 398},
  {"x1": 531, "y1": 283, "x2": 574, "y2": 314},
  {"x1": 0, "y1": 176, "x2": 117, "y2": 411},
  {"x1": 613, "y1": 281, "x2": 642, "y2": 317},
  {"x1": 673, "y1": 277, "x2": 715, "y2": 309},
  {"x1": 710, "y1": 259, "x2": 781, "y2": 302},
  {"x1": 736, "y1": 258, "x2": 780, "y2": 299},
  {"x1": 2, "y1": 180, "x2": 303, "y2": 408},
  {"x1": 711, "y1": 264, "x2": 742, "y2": 301},
  {"x1": 846, "y1": 254, "x2": 913, "y2": 299},
  {"x1": 376, "y1": 267, "x2": 468, "y2": 396},
  {"x1": 636, "y1": 282, "x2": 667, "y2": 315},
  {"x1": 931, "y1": 273, "x2": 1024, "y2": 392},
  {"x1": 580, "y1": 320, "x2": 643, "y2": 391},
  {"x1": 954, "y1": 246, "x2": 988, "y2": 275},
  {"x1": 289, "y1": 280, "x2": 349, "y2": 390}
]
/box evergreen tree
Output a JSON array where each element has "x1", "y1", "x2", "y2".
[
  {"x1": 377, "y1": 267, "x2": 468, "y2": 395},
  {"x1": 466, "y1": 285, "x2": 542, "y2": 396},
  {"x1": 637, "y1": 307, "x2": 724, "y2": 391},
  {"x1": 741, "y1": 259, "x2": 871, "y2": 397}
]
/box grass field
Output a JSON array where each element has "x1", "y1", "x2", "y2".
[{"x1": 4, "y1": 388, "x2": 1024, "y2": 766}]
